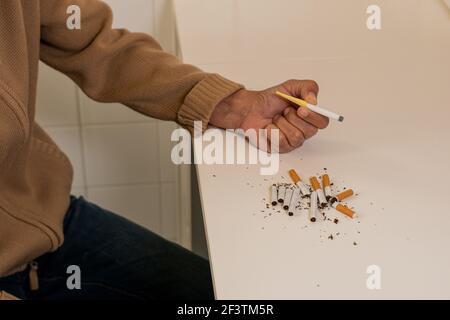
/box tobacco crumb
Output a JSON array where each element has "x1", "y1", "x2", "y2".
[
  {"x1": 261, "y1": 227, "x2": 265, "y2": 230},
  {"x1": 328, "y1": 234, "x2": 334, "y2": 240},
  {"x1": 323, "y1": 168, "x2": 327, "y2": 171},
  {"x1": 316, "y1": 284, "x2": 320, "y2": 288},
  {"x1": 353, "y1": 241, "x2": 358, "y2": 246},
  {"x1": 333, "y1": 218, "x2": 339, "y2": 224},
  {"x1": 212, "y1": 174, "x2": 216, "y2": 177}
]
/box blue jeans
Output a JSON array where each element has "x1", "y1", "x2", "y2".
[{"x1": 0, "y1": 196, "x2": 214, "y2": 300}]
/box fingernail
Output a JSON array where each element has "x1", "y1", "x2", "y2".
[
  {"x1": 283, "y1": 108, "x2": 290, "y2": 116},
  {"x1": 307, "y1": 92, "x2": 317, "y2": 105},
  {"x1": 298, "y1": 107, "x2": 309, "y2": 117}
]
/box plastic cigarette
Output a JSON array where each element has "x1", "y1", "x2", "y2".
[
  {"x1": 288, "y1": 187, "x2": 301, "y2": 216},
  {"x1": 275, "y1": 91, "x2": 344, "y2": 122},
  {"x1": 288, "y1": 169, "x2": 310, "y2": 196},
  {"x1": 332, "y1": 202, "x2": 356, "y2": 219},
  {"x1": 277, "y1": 185, "x2": 286, "y2": 203},
  {"x1": 270, "y1": 184, "x2": 278, "y2": 206},
  {"x1": 283, "y1": 187, "x2": 294, "y2": 210},
  {"x1": 309, "y1": 191, "x2": 318, "y2": 222},
  {"x1": 309, "y1": 176, "x2": 327, "y2": 207},
  {"x1": 321, "y1": 174, "x2": 332, "y2": 201},
  {"x1": 331, "y1": 189, "x2": 354, "y2": 204}
]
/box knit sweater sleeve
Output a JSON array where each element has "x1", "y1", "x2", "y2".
[{"x1": 39, "y1": 0, "x2": 243, "y2": 131}]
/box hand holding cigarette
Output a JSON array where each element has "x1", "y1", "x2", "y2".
[{"x1": 210, "y1": 80, "x2": 330, "y2": 153}]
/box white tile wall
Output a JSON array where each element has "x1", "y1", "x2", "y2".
[
  {"x1": 83, "y1": 123, "x2": 160, "y2": 186},
  {"x1": 35, "y1": 0, "x2": 184, "y2": 243},
  {"x1": 35, "y1": 63, "x2": 79, "y2": 127},
  {"x1": 88, "y1": 184, "x2": 161, "y2": 232}
]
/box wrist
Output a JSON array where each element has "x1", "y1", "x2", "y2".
[{"x1": 210, "y1": 89, "x2": 253, "y2": 129}]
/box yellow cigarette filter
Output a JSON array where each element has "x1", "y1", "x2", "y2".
[
  {"x1": 332, "y1": 202, "x2": 356, "y2": 219},
  {"x1": 309, "y1": 176, "x2": 327, "y2": 208},
  {"x1": 331, "y1": 189, "x2": 354, "y2": 204},
  {"x1": 288, "y1": 169, "x2": 301, "y2": 184},
  {"x1": 321, "y1": 174, "x2": 332, "y2": 201},
  {"x1": 289, "y1": 169, "x2": 310, "y2": 197},
  {"x1": 309, "y1": 176, "x2": 321, "y2": 191}
]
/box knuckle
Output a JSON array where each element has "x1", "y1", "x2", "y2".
[{"x1": 291, "y1": 131, "x2": 304, "y2": 145}]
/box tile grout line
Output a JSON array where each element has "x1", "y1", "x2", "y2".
[{"x1": 74, "y1": 86, "x2": 90, "y2": 198}]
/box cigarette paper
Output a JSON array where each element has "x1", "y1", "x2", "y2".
[
  {"x1": 288, "y1": 187, "x2": 301, "y2": 216},
  {"x1": 270, "y1": 184, "x2": 278, "y2": 206},
  {"x1": 309, "y1": 176, "x2": 327, "y2": 208},
  {"x1": 321, "y1": 174, "x2": 332, "y2": 201},
  {"x1": 332, "y1": 202, "x2": 356, "y2": 219},
  {"x1": 283, "y1": 187, "x2": 294, "y2": 210},
  {"x1": 277, "y1": 185, "x2": 286, "y2": 203},
  {"x1": 330, "y1": 189, "x2": 354, "y2": 204},
  {"x1": 309, "y1": 191, "x2": 318, "y2": 222},
  {"x1": 288, "y1": 169, "x2": 310, "y2": 196}
]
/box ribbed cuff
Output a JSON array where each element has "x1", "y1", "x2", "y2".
[{"x1": 177, "y1": 74, "x2": 244, "y2": 132}]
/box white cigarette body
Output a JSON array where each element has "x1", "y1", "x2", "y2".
[
  {"x1": 277, "y1": 185, "x2": 286, "y2": 203},
  {"x1": 283, "y1": 187, "x2": 294, "y2": 210},
  {"x1": 288, "y1": 188, "x2": 301, "y2": 216},
  {"x1": 297, "y1": 181, "x2": 310, "y2": 197},
  {"x1": 316, "y1": 188, "x2": 327, "y2": 208},
  {"x1": 309, "y1": 191, "x2": 318, "y2": 222},
  {"x1": 307, "y1": 103, "x2": 344, "y2": 122},
  {"x1": 324, "y1": 185, "x2": 332, "y2": 200},
  {"x1": 270, "y1": 184, "x2": 278, "y2": 206}
]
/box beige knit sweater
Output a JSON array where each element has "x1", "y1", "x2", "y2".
[{"x1": 0, "y1": 0, "x2": 242, "y2": 277}]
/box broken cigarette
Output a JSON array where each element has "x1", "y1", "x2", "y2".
[
  {"x1": 309, "y1": 191, "x2": 318, "y2": 222},
  {"x1": 321, "y1": 174, "x2": 332, "y2": 201},
  {"x1": 309, "y1": 176, "x2": 327, "y2": 208},
  {"x1": 277, "y1": 185, "x2": 286, "y2": 203},
  {"x1": 332, "y1": 202, "x2": 356, "y2": 219},
  {"x1": 283, "y1": 187, "x2": 294, "y2": 210},
  {"x1": 288, "y1": 169, "x2": 310, "y2": 197},
  {"x1": 330, "y1": 189, "x2": 354, "y2": 204},
  {"x1": 288, "y1": 187, "x2": 301, "y2": 216},
  {"x1": 270, "y1": 184, "x2": 278, "y2": 206}
]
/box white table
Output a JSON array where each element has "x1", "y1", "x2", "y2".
[{"x1": 174, "y1": 0, "x2": 450, "y2": 299}]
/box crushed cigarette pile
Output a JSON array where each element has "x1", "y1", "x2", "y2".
[{"x1": 270, "y1": 169, "x2": 358, "y2": 222}]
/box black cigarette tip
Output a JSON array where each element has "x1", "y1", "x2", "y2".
[
  {"x1": 278, "y1": 199, "x2": 284, "y2": 203},
  {"x1": 283, "y1": 205, "x2": 289, "y2": 210},
  {"x1": 310, "y1": 218, "x2": 316, "y2": 222},
  {"x1": 338, "y1": 116, "x2": 344, "y2": 122},
  {"x1": 288, "y1": 212, "x2": 294, "y2": 216},
  {"x1": 271, "y1": 201, "x2": 277, "y2": 206}
]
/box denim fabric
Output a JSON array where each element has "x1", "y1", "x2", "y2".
[{"x1": 0, "y1": 196, "x2": 214, "y2": 300}]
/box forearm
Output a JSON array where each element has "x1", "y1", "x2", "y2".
[{"x1": 39, "y1": 0, "x2": 243, "y2": 131}]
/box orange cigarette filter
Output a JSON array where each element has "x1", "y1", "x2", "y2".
[
  {"x1": 321, "y1": 174, "x2": 330, "y2": 187},
  {"x1": 309, "y1": 176, "x2": 321, "y2": 191},
  {"x1": 288, "y1": 169, "x2": 301, "y2": 184},
  {"x1": 335, "y1": 189, "x2": 354, "y2": 201},
  {"x1": 334, "y1": 204, "x2": 356, "y2": 219}
]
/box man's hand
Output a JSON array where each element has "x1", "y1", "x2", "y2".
[{"x1": 210, "y1": 80, "x2": 329, "y2": 153}]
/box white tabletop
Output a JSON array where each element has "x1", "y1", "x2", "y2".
[{"x1": 174, "y1": 0, "x2": 450, "y2": 299}]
